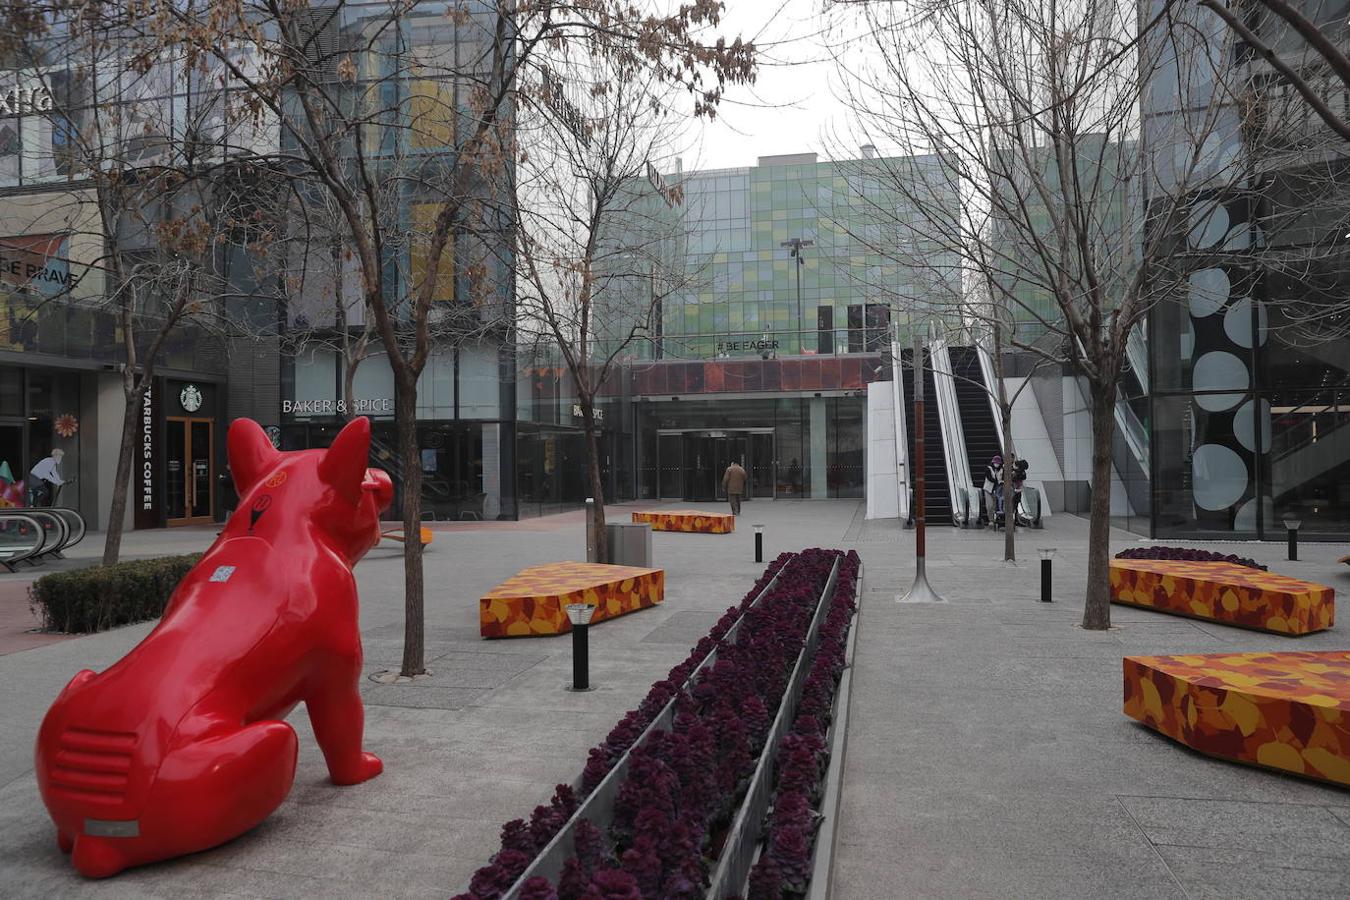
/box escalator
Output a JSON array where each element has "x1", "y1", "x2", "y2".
[
  {"x1": 900, "y1": 348, "x2": 954, "y2": 525},
  {"x1": 949, "y1": 346, "x2": 1002, "y2": 496}
]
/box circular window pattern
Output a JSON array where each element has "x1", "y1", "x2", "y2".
[
  {"x1": 1233, "y1": 495, "x2": 1273, "y2": 532},
  {"x1": 1222, "y1": 297, "x2": 1267, "y2": 348},
  {"x1": 1192, "y1": 351, "x2": 1248, "y2": 411},
  {"x1": 1189, "y1": 201, "x2": 1229, "y2": 249},
  {"x1": 1233, "y1": 398, "x2": 1272, "y2": 453},
  {"x1": 1187, "y1": 268, "x2": 1229, "y2": 319},
  {"x1": 1191, "y1": 443, "x2": 1248, "y2": 511}
]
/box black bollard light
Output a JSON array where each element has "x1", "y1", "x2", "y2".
[
  {"x1": 753, "y1": 523, "x2": 764, "y2": 563},
  {"x1": 566, "y1": 603, "x2": 596, "y2": 692},
  {"x1": 1284, "y1": 516, "x2": 1302, "y2": 561},
  {"x1": 1038, "y1": 547, "x2": 1057, "y2": 603}
]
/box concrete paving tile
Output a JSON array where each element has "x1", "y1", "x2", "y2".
[
  {"x1": 363, "y1": 684, "x2": 489, "y2": 709},
  {"x1": 1118, "y1": 796, "x2": 1350, "y2": 859},
  {"x1": 831, "y1": 846, "x2": 1186, "y2": 900},
  {"x1": 1154, "y1": 845, "x2": 1350, "y2": 899}
]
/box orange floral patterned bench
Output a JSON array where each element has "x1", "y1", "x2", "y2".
[
  {"x1": 1124, "y1": 652, "x2": 1350, "y2": 788},
  {"x1": 1110, "y1": 559, "x2": 1333, "y2": 635},
  {"x1": 479, "y1": 562, "x2": 664, "y2": 638},
  {"x1": 631, "y1": 509, "x2": 735, "y2": 534}
]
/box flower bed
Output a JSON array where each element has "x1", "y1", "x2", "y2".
[
  {"x1": 745, "y1": 551, "x2": 860, "y2": 899},
  {"x1": 454, "y1": 549, "x2": 854, "y2": 900},
  {"x1": 1115, "y1": 546, "x2": 1266, "y2": 570}
]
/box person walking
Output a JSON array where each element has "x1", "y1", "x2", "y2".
[
  {"x1": 29, "y1": 448, "x2": 69, "y2": 507},
  {"x1": 722, "y1": 459, "x2": 747, "y2": 516}
]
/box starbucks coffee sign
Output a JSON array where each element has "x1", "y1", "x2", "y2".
[{"x1": 179, "y1": 384, "x2": 203, "y2": 412}]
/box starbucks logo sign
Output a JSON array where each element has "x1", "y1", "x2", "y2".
[{"x1": 179, "y1": 384, "x2": 203, "y2": 412}]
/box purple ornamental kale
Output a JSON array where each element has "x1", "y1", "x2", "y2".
[
  {"x1": 619, "y1": 835, "x2": 663, "y2": 897},
  {"x1": 747, "y1": 853, "x2": 784, "y2": 900},
  {"x1": 581, "y1": 868, "x2": 644, "y2": 900},
  {"x1": 518, "y1": 877, "x2": 560, "y2": 900},
  {"x1": 557, "y1": 858, "x2": 591, "y2": 900},
  {"x1": 769, "y1": 825, "x2": 815, "y2": 894},
  {"x1": 572, "y1": 817, "x2": 611, "y2": 876},
  {"x1": 499, "y1": 817, "x2": 536, "y2": 855}
]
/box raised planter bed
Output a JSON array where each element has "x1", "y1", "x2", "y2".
[
  {"x1": 454, "y1": 549, "x2": 861, "y2": 900},
  {"x1": 744, "y1": 552, "x2": 861, "y2": 900}
]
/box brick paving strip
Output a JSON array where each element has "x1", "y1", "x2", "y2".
[{"x1": 0, "y1": 579, "x2": 72, "y2": 656}]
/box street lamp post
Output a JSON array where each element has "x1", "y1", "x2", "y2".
[
  {"x1": 899, "y1": 324, "x2": 944, "y2": 603},
  {"x1": 781, "y1": 238, "x2": 814, "y2": 353}
]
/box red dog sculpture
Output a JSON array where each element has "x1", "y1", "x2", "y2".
[{"x1": 35, "y1": 417, "x2": 392, "y2": 878}]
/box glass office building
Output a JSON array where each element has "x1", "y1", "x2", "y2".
[
  {"x1": 1135, "y1": 1, "x2": 1350, "y2": 540},
  {"x1": 597, "y1": 151, "x2": 960, "y2": 504}
]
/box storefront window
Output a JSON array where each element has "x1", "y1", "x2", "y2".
[
  {"x1": 1268, "y1": 386, "x2": 1350, "y2": 537},
  {"x1": 827, "y1": 397, "x2": 865, "y2": 498}
]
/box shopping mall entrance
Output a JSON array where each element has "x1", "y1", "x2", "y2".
[{"x1": 655, "y1": 429, "x2": 776, "y2": 502}]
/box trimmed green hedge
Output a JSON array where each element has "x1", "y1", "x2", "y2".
[{"x1": 29, "y1": 554, "x2": 201, "y2": 634}]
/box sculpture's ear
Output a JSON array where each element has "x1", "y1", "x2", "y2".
[
  {"x1": 228, "y1": 418, "x2": 280, "y2": 495},
  {"x1": 319, "y1": 416, "x2": 371, "y2": 505}
]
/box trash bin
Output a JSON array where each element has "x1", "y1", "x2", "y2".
[{"x1": 606, "y1": 522, "x2": 652, "y2": 568}]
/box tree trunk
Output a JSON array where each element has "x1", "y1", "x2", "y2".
[
  {"x1": 342, "y1": 354, "x2": 360, "y2": 422},
  {"x1": 581, "y1": 400, "x2": 607, "y2": 564},
  {"x1": 1082, "y1": 380, "x2": 1117, "y2": 630},
  {"x1": 1002, "y1": 404, "x2": 1016, "y2": 563},
  {"x1": 395, "y1": 370, "x2": 426, "y2": 676},
  {"x1": 102, "y1": 380, "x2": 146, "y2": 567}
]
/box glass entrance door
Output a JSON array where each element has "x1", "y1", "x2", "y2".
[
  {"x1": 660, "y1": 429, "x2": 777, "y2": 502},
  {"x1": 167, "y1": 418, "x2": 214, "y2": 525},
  {"x1": 682, "y1": 434, "x2": 716, "y2": 502},
  {"x1": 750, "y1": 432, "x2": 775, "y2": 498}
]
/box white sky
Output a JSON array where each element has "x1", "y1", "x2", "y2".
[{"x1": 679, "y1": 0, "x2": 875, "y2": 171}]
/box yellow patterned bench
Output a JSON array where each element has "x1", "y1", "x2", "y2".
[
  {"x1": 479, "y1": 562, "x2": 664, "y2": 638},
  {"x1": 1124, "y1": 652, "x2": 1350, "y2": 788},
  {"x1": 631, "y1": 509, "x2": 735, "y2": 534},
  {"x1": 1110, "y1": 559, "x2": 1333, "y2": 635}
]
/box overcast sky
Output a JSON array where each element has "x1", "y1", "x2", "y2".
[{"x1": 679, "y1": 0, "x2": 874, "y2": 171}]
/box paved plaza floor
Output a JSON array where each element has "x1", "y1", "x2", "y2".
[{"x1": 1, "y1": 501, "x2": 1348, "y2": 898}]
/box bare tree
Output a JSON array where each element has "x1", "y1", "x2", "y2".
[
  {"x1": 512, "y1": 67, "x2": 696, "y2": 563},
  {"x1": 832, "y1": 0, "x2": 1255, "y2": 628},
  {"x1": 135, "y1": 0, "x2": 754, "y2": 676},
  {"x1": 1201, "y1": 0, "x2": 1350, "y2": 142},
  {"x1": 0, "y1": 8, "x2": 277, "y2": 564}
]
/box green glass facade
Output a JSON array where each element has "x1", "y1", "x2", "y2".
[{"x1": 612, "y1": 153, "x2": 960, "y2": 361}]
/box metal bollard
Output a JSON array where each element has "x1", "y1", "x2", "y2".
[
  {"x1": 1038, "y1": 548, "x2": 1056, "y2": 603},
  {"x1": 565, "y1": 603, "x2": 596, "y2": 691},
  {"x1": 1284, "y1": 516, "x2": 1301, "y2": 562},
  {"x1": 753, "y1": 523, "x2": 764, "y2": 563}
]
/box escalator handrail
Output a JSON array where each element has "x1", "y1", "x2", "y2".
[
  {"x1": 0, "y1": 512, "x2": 48, "y2": 568},
  {"x1": 1126, "y1": 325, "x2": 1149, "y2": 395},
  {"x1": 1270, "y1": 394, "x2": 1350, "y2": 462},
  {"x1": 929, "y1": 338, "x2": 971, "y2": 525},
  {"x1": 1114, "y1": 398, "x2": 1150, "y2": 472},
  {"x1": 49, "y1": 507, "x2": 87, "y2": 550},
  {"x1": 892, "y1": 337, "x2": 911, "y2": 521},
  {"x1": 974, "y1": 342, "x2": 1006, "y2": 454},
  {"x1": 23, "y1": 508, "x2": 70, "y2": 557}
]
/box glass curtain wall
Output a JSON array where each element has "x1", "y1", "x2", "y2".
[{"x1": 634, "y1": 396, "x2": 864, "y2": 501}]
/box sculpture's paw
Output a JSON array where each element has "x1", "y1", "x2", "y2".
[
  {"x1": 332, "y1": 752, "x2": 383, "y2": 786},
  {"x1": 57, "y1": 831, "x2": 73, "y2": 854},
  {"x1": 71, "y1": 836, "x2": 127, "y2": 879}
]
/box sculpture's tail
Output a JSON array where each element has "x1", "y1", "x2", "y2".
[{"x1": 69, "y1": 720, "x2": 298, "y2": 879}]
